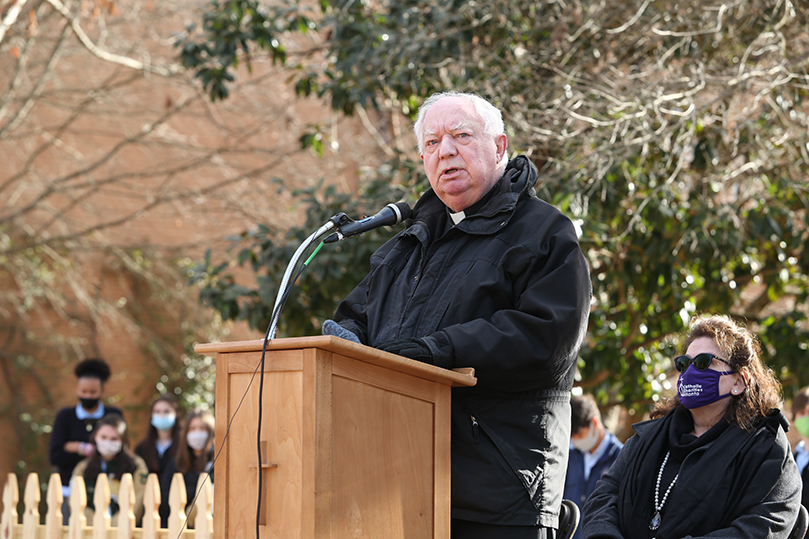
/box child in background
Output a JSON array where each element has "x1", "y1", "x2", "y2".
[
  {"x1": 162, "y1": 409, "x2": 215, "y2": 525},
  {"x1": 72, "y1": 414, "x2": 149, "y2": 525},
  {"x1": 49, "y1": 358, "x2": 124, "y2": 524},
  {"x1": 134, "y1": 394, "x2": 182, "y2": 527}
]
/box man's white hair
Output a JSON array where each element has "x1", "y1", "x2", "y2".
[{"x1": 414, "y1": 91, "x2": 507, "y2": 164}]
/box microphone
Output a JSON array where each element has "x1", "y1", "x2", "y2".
[{"x1": 324, "y1": 202, "x2": 411, "y2": 243}]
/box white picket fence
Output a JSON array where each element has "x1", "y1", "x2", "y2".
[{"x1": 1, "y1": 471, "x2": 212, "y2": 539}]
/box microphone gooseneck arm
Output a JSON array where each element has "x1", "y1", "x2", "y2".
[{"x1": 267, "y1": 212, "x2": 349, "y2": 340}]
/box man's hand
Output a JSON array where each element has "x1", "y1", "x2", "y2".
[
  {"x1": 376, "y1": 338, "x2": 433, "y2": 364},
  {"x1": 322, "y1": 319, "x2": 361, "y2": 344}
]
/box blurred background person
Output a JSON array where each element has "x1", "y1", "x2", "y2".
[
  {"x1": 134, "y1": 394, "x2": 182, "y2": 527},
  {"x1": 791, "y1": 386, "x2": 809, "y2": 509},
  {"x1": 49, "y1": 357, "x2": 123, "y2": 523},
  {"x1": 163, "y1": 409, "x2": 215, "y2": 524},
  {"x1": 72, "y1": 413, "x2": 148, "y2": 525},
  {"x1": 583, "y1": 315, "x2": 800, "y2": 539},
  {"x1": 564, "y1": 393, "x2": 622, "y2": 539}
]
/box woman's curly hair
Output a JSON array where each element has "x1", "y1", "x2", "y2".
[
  {"x1": 74, "y1": 357, "x2": 112, "y2": 383},
  {"x1": 652, "y1": 314, "x2": 782, "y2": 430}
]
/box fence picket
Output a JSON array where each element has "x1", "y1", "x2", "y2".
[
  {"x1": 193, "y1": 473, "x2": 213, "y2": 539},
  {"x1": 167, "y1": 473, "x2": 187, "y2": 539},
  {"x1": 117, "y1": 474, "x2": 135, "y2": 539},
  {"x1": 23, "y1": 472, "x2": 40, "y2": 539},
  {"x1": 1, "y1": 472, "x2": 212, "y2": 539},
  {"x1": 92, "y1": 473, "x2": 112, "y2": 536},
  {"x1": 142, "y1": 474, "x2": 161, "y2": 537},
  {"x1": 45, "y1": 473, "x2": 63, "y2": 539},
  {"x1": 68, "y1": 475, "x2": 87, "y2": 539},
  {"x1": 1, "y1": 473, "x2": 19, "y2": 539}
]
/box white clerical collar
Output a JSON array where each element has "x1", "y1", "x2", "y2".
[{"x1": 449, "y1": 210, "x2": 465, "y2": 225}]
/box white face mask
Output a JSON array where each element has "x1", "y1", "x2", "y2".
[
  {"x1": 571, "y1": 420, "x2": 600, "y2": 453},
  {"x1": 187, "y1": 430, "x2": 209, "y2": 451},
  {"x1": 96, "y1": 439, "x2": 123, "y2": 459}
]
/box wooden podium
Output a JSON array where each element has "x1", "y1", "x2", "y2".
[{"x1": 194, "y1": 336, "x2": 476, "y2": 539}]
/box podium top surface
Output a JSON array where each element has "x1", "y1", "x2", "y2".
[{"x1": 195, "y1": 335, "x2": 477, "y2": 387}]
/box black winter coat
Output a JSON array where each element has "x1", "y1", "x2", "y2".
[
  {"x1": 334, "y1": 156, "x2": 592, "y2": 527},
  {"x1": 582, "y1": 407, "x2": 801, "y2": 539}
]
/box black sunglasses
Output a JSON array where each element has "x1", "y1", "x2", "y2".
[{"x1": 674, "y1": 353, "x2": 733, "y2": 373}]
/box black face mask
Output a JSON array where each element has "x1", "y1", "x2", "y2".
[{"x1": 80, "y1": 397, "x2": 100, "y2": 410}]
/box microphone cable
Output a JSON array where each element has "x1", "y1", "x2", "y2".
[
  {"x1": 173, "y1": 240, "x2": 326, "y2": 539},
  {"x1": 255, "y1": 240, "x2": 324, "y2": 539}
]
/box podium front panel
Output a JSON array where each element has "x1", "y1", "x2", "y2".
[
  {"x1": 224, "y1": 361, "x2": 305, "y2": 538},
  {"x1": 330, "y1": 359, "x2": 436, "y2": 538},
  {"x1": 204, "y1": 337, "x2": 470, "y2": 539}
]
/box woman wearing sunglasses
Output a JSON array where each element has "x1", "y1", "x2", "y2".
[{"x1": 582, "y1": 314, "x2": 801, "y2": 539}]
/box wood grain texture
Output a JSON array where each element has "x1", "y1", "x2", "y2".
[
  {"x1": 226, "y1": 369, "x2": 304, "y2": 538},
  {"x1": 206, "y1": 338, "x2": 470, "y2": 539},
  {"x1": 196, "y1": 336, "x2": 476, "y2": 387},
  {"x1": 331, "y1": 376, "x2": 436, "y2": 539}
]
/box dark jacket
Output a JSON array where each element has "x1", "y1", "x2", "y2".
[
  {"x1": 49, "y1": 404, "x2": 124, "y2": 486},
  {"x1": 800, "y1": 454, "x2": 809, "y2": 508},
  {"x1": 334, "y1": 156, "x2": 592, "y2": 527},
  {"x1": 582, "y1": 407, "x2": 801, "y2": 539},
  {"x1": 161, "y1": 450, "x2": 214, "y2": 514},
  {"x1": 564, "y1": 432, "x2": 623, "y2": 539},
  {"x1": 134, "y1": 439, "x2": 177, "y2": 527}
]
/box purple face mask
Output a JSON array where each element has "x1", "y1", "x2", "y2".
[{"x1": 677, "y1": 365, "x2": 734, "y2": 409}]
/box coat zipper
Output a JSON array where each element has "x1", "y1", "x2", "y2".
[{"x1": 471, "y1": 414, "x2": 480, "y2": 444}]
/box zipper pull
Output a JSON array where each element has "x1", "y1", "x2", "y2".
[{"x1": 471, "y1": 414, "x2": 479, "y2": 444}]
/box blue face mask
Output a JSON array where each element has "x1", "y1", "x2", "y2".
[
  {"x1": 677, "y1": 365, "x2": 734, "y2": 409},
  {"x1": 151, "y1": 414, "x2": 176, "y2": 431}
]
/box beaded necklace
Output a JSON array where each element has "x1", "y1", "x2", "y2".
[{"x1": 649, "y1": 450, "x2": 679, "y2": 531}]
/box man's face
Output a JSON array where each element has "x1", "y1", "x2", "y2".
[
  {"x1": 570, "y1": 417, "x2": 604, "y2": 453},
  {"x1": 420, "y1": 97, "x2": 507, "y2": 213}
]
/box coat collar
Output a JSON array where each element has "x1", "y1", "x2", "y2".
[{"x1": 410, "y1": 156, "x2": 538, "y2": 238}]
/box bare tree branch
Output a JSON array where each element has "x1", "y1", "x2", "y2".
[
  {"x1": 43, "y1": 0, "x2": 181, "y2": 76},
  {"x1": 0, "y1": 0, "x2": 30, "y2": 45},
  {"x1": 0, "y1": 22, "x2": 71, "y2": 137}
]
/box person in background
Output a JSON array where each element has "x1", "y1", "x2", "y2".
[
  {"x1": 791, "y1": 386, "x2": 809, "y2": 508},
  {"x1": 162, "y1": 409, "x2": 215, "y2": 524},
  {"x1": 72, "y1": 413, "x2": 149, "y2": 525},
  {"x1": 134, "y1": 394, "x2": 182, "y2": 527},
  {"x1": 49, "y1": 357, "x2": 123, "y2": 523},
  {"x1": 563, "y1": 394, "x2": 622, "y2": 539},
  {"x1": 583, "y1": 315, "x2": 800, "y2": 539}
]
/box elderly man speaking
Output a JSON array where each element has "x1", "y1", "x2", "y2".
[{"x1": 326, "y1": 91, "x2": 591, "y2": 538}]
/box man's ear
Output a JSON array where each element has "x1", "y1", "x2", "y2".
[{"x1": 494, "y1": 134, "x2": 508, "y2": 162}]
